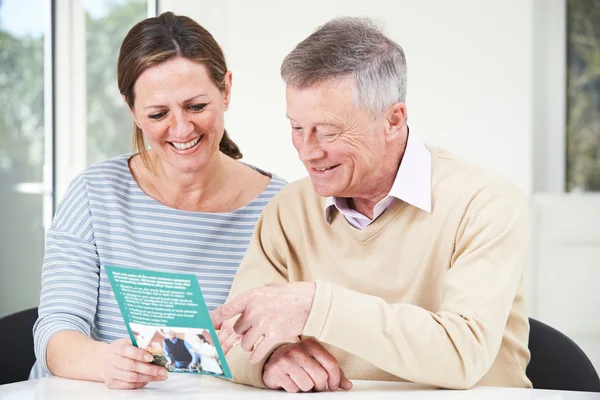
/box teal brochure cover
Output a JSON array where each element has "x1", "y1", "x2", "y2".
[{"x1": 104, "y1": 265, "x2": 232, "y2": 379}]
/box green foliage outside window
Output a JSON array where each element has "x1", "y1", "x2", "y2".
[
  {"x1": 567, "y1": 0, "x2": 600, "y2": 191},
  {"x1": 86, "y1": 0, "x2": 147, "y2": 165}
]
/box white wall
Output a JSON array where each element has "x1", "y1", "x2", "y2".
[
  {"x1": 531, "y1": 194, "x2": 600, "y2": 372},
  {"x1": 161, "y1": 0, "x2": 533, "y2": 193}
]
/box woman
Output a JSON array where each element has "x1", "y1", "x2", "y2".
[
  {"x1": 29, "y1": 12, "x2": 286, "y2": 389},
  {"x1": 185, "y1": 332, "x2": 223, "y2": 375}
]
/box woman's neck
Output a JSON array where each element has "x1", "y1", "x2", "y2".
[{"x1": 140, "y1": 151, "x2": 236, "y2": 212}]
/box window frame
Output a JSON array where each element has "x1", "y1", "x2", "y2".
[
  {"x1": 52, "y1": 0, "x2": 158, "y2": 206},
  {"x1": 533, "y1": 0, "x2": 567, "y2": 194}
]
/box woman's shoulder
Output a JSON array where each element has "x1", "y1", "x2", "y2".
[
  {"x1": 60, "y1": 154, "x2": 135, "y2": 201},
  {"x1": 266, "y1": 173, "x2": 287, "y2": 191},
  {"x1": 52, "y1": 155, "x2": 136, "y2": 231},
  {"x1": 238, "y1": 162, "x2": 286, "y2": 195},
  {"x1": 79, "y1": 154, "x2": 134, "y2": 182},
  {"x1": 253, "y1": 169, "x2": 287, "y2": 201}
]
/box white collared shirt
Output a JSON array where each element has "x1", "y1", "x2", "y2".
[{"x1": 324, "y1": 131, "x2": 431, "y2": 229}]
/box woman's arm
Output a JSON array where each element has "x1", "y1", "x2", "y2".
[
  {"x1": 33, "y1": 175, "x2": 103, "y2": 377},
  {"x1": 34, "y1": 175, "x2": 167, "y2": 388},
  {"x1": 46, "y1": 331, "x2": 108, "y2": 381}
]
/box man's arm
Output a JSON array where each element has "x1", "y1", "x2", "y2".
[
  {"x1": 302, "y1": 181, "x2": 529, "y2": 389},
  {"x1": 218, "y1": 210, "x2": 295, "y2": 388}
]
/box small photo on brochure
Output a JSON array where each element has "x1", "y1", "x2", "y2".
[{"x1": 130, "y1": 323, "x2": 225, "y2": 376}]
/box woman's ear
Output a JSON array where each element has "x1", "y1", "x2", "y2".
[
  {"x1": 124, "y1": 95, "x2": 139, "y2": 127},
  {"x1": 122, "y1": 94, "x2": 131, "y2": 108},
  {"x1": 223, "y1": 71, "x2": 233, "y2": 110}
]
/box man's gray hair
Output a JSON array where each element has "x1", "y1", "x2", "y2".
[{"x1": 281, "y1": 17, "x2": 407, "y2": 117}]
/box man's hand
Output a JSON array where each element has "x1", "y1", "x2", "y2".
[
  {"x1": 211, "y1": 282, "x2": 316, "y2": 363},
  {"x1": 217, "y1": 315, "x2": 242, "y2": 355},
  {"x1": 263, "y1": 338, "x2": 353, "y2": 393}
]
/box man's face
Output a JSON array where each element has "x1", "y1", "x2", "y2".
[{"x1": 286, "y1": 79, "x2": 388, "y2": 198}]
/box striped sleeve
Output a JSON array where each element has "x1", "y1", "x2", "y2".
[{"x1": 33, "y1": 174, "x2": 101, "y2": 376}]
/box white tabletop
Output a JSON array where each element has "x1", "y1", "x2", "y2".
[{"x1": 1, "y1": 374, "x2": 598, "y2": 400}]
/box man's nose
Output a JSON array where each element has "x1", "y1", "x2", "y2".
[{"x1": 297, "y1": 134, "x2": 325, "y2": 162}]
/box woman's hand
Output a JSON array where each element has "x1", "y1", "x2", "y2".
[{"x1": 99, "y1": 338, "x2": 168, "y2": 389}]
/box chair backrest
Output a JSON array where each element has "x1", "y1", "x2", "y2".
[
  {"x1": 0, "y1": 307, "x2": 38, "y2": 385},
  {"x1": 527, "y1": 317, "x2": 600, "y2": 392}
]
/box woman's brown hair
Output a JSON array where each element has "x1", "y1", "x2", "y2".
[{"x1": 117, "y1": 12, "x2": 242, "y2": 169}]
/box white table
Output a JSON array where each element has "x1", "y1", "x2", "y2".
[{"x1": 1, "y1": 374, "x2": 598, "y2": 399}]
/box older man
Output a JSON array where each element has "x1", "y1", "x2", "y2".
[{"x1": 212, "y1": 17, "x2": 531, "y2": 393}]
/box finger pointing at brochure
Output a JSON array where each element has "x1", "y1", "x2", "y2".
[{"x1": 211, "y1": 282, "x2": 316, "y2": 363}]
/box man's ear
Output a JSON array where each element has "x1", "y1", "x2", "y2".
[{"x1": 384, "y1": 102, "x2": 407, "y2": 141}]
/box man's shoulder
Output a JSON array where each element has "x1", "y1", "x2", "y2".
[
  {"x1": 428, "y1": 145, "x2": 524, "y2": 200},
  {"x1": 262, "y1": 177, "x2": 322, "y2": 220},
  {"x1": 267, "y1": 176, "x2": 318, "y2": 205}
]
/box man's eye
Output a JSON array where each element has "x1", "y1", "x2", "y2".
[
  {"x1": 189, "y1": 104, "x2": 207, "y2": 111},
  {"x1": 292, "y1": 126, "x2": 303, "y2": 131},
  {"x1": 149, "y1": 112, "x2": 166, "y2": 120}
]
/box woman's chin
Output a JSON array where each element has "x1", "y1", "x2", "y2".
[
  {"x1": 154, "y1": 147, "x2": 217, "y2": 175},
  {"x1": 172, "y1": 161, "x2": 209, "y2": 175}
]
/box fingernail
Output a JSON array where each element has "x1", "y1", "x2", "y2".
[
  {"x1": 145, "y1": 354, "x2": 153, "y2": 362},
  {"x1": 159, "y1": 369, "x2": 167, "y2": 377}
]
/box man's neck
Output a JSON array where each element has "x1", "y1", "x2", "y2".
[
  {"x1": 347, "y1": 181, "x2": 393, "y2": 219},
  {"x1": 346, "y1": 141, "x2": 406, "y2": 219}
]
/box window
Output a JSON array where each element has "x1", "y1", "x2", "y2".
[
  {"x1": 54, "y1": 0, "x2": 156, "y2": 201},
  {"x1": 567, "y1": 0, "x2": 600, "y2": 192},
  {"x1": 84, "y1": 0, "x2": 150, "y2": 165},
  {"x1": 0, "y1": 0, "x2": 155, "y2": 317},
  {"x1": 0, "y1": 0, "x2": 49, "y2": 316}
]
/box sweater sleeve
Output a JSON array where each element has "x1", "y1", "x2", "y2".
[
  {"x1": 33, "y1": 175, "x2": 101, "y2": 376},
  {"x1": 302, "y1": 181, "x2": 530, "y2": 389},
  {"x1": 224, "y1": 207, "x2": 296, "y2": 388}
]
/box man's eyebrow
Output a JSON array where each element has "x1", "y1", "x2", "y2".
[{"x1": 286, "y1": 117, "x2": 340, "y2": 128}]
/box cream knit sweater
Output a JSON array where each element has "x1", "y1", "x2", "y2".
[{"x1": 225, "y1": 145, "x2": 532, "y2": 390}]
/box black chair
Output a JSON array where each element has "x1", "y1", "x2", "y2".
[
  {"x1": 527, "y1": 317, "x2": 600, "y2": 392},
  {"x1": 0, "y1": 307, "x2": 38, "y2": 385}
]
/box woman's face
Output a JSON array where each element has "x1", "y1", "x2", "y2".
[{"x1": 130, "y1": 57, "x2": 231, "y2": 175}]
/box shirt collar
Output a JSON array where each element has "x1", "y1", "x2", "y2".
[{"x1": 324, "y1": 130, "x2": 432, "y2": 223}]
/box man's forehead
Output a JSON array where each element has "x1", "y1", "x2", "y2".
[
  {"x1": 286, "y1": 87, "x2": 354, "y2": 120},
  {"x1": 286, "y1": 78, "x2": 353, "y2": 96}
]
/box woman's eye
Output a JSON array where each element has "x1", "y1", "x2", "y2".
[
  {"x1": 149, "y1": 112, "x2": 166, "y2": 120},
  {"x1": 292, "y1": 126, "x2": 303, "y2": 131},
  {"x1": 189, "y1": 104, "x2": 207, "y2": 112}
]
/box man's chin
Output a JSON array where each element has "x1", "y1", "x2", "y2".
[{"x1": 309, "y1": 179, "x2": 338, "y2": 198}]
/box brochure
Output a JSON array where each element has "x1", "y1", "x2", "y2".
[{"x1": 104, "y1": 265, "x2": 232, "y2": 378}]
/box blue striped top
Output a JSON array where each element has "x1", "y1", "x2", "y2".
[{"x1": 30, "y1": 154, "x2": 286, "y2": 378}]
